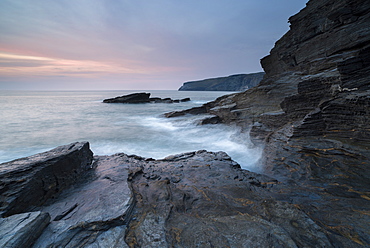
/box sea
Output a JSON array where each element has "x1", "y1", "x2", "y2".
[{"x1": 0, "y1": 90, "x2": 262, "y2": 171}]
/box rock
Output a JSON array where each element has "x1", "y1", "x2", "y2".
[
  {"x1": 179, "y1": 72, "x2": 265, "y2": 91},
  {"x1": 124, "y1": 150, "x2": 333, "y2": 247},
  {"x1": 164, "y1": 0, "x2": 370, "y2": 246},
  {"x1": 103, "y1": 92, "x2": 151, "y2": 103},
  {"x1": 32, "y1": 154, "x2": 133, "y2": 248},
  {"x1": 103, "y1": 92, "x2": 191, "y2": 104},
  {"x1": 180, "y1": 97, "x2": 191, "y2": 102},
  {"x1": 164, "y1": 93, "x2": 232, "y2": 118},
  {"x1": 1, "y1": 145, "x2": 369, "y2": 247},
  {"x1": 0, "y1": 211, "x2": 50, "y2": 248},
  {"x1": 0, "y1": 142, "x2": 93, "y2": 217},
  {"x1": 200, "y1": 115, "x2": 222, "y2": 125}
]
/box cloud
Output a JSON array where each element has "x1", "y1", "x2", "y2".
[{"x1": 0, "y1": 0, "x2": 308, "y2": 90}]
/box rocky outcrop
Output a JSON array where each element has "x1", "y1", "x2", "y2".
[
  {"x1": 103, "y1": 92, "x2": 191, "y2": 104},
  {"x1": 0, "y1": 142, "x2": 93, "y2": 217},
  {"x1": 32, "y1": 154, "x2": 133, "y2": 248},
  {"x1": 0, "y1": 211, "x2": 50, "y2": 248},
  {"x1": 0, "y1": 147, "x2": 350, "y2": 247},
  {"x1": 125, "y1": 151, "x2": 334, "y2": 247},
  {"x1": 178, "y1": 72, "x2": 265, "y2": 91},
  {"x1": 165, "y1": 0, "x2": 370, "y2": 246}
]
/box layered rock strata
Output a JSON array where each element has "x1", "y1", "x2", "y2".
[
  {"x1": 1, "y1": 146, "x2": 353, "y2": 247},
  {"x1": 165, "y1": 0, "x2": 370, "y2": 246},
  {"x1": 178, "y1": 72, "x2": 265, "y2": 91},
  {"x1": 0, "y1": 211, "x2": 50, "y2": 248},
  {"x1": 0, "y1": 142, "x2": 93, "y2": 217}
]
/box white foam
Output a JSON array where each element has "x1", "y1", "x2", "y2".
[{"x1": 92, "y1": 116, "x2": 263, "y2": 171}]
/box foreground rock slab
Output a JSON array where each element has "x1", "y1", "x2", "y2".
[
  {"x1": 0, "y1": 211, "x2": 50, "y2": 248},
  {"x1": 0, "y1": 142, "x2": 93, "y2": 217},
  {"x1": 125, "y1": 151, "x2": 334, "y2": 247},
  {"x1": 1, "y1": 144, "x2": 369, "y2": 247},
  {"x1": 33, "y1": 155, "x2": 133, "y2": 247}
]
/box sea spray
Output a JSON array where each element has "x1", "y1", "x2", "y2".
[
  {"x1": 0, "y1": 90, "x2": 261, "y2": 170},
  {"x1": 93, "y1": 114, "x2": 262, "y2": 171}
]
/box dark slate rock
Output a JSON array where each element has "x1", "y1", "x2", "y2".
[
  {"x1": 103, "y1": 92, "x2": 191, "y2": 104},
  {"x1": 0, "y1": 211, "x2": 50, "y2": 248},
  {"x1": 124, "y1": 151, "x2": 333, "y2": 247},
  {"x1": 32, "y1": 155, "x2": 132, "y2": 248},
  {"x1": 103, "y1": 92, "x2": 151, "y2": 103},
  {"x1": 163, "y1": 0, "x2": 370, "y2": 246},
  {"x1": 0, "y1": 142, "x2": 93, "y2": 217}
]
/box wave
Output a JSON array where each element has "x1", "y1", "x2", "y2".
[{"x1": 92, "y1": 115, "x2": 262, "y2": 171}]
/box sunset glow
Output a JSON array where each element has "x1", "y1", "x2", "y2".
[{"x1": 0, "y1": 0, "x2": 307, "y2": 90}]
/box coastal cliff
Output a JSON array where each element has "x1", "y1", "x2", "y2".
[
  {"x1": 166, "y1": 0, "x2": 370, "y2": 246},
  {"x1": 1, "y1": 0, "x2": 370, "y2": 247},
  {"x1": 178, "y1": 72, "x2": 265, "y2": 91}
]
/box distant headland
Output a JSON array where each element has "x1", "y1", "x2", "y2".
[{"x1": 178, "y1": 72, "x2": 265, "y2": 91}]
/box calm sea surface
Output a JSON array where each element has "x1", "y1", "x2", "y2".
[{"x1": 0, "y1": 90, "x2": 261, "y2": 170}]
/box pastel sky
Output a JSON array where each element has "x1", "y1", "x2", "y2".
[{"x1": 0, "y1": 0, "x2": 307, "y2": 90}]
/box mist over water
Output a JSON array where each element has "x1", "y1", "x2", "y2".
[{"x1": 0, "y1": 90, "x2": 262, "y2": 170}]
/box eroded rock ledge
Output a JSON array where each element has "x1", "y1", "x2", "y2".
[{"x1": 1, "y1": 142, "x2": 369, "y2": 247}]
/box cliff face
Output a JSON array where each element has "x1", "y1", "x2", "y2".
[
  {"x1": 166, "y1": 0, "x2": 370, "y2": 245},
  {"x1": 212, "y1": 0, "x2": 370, "y2": 174},
  {"x1": 178, "y1": 72, "x2": 265, "y2": 91},
  {"x1": 169, "y1": 0, "x2": 370, "y2": 176}
]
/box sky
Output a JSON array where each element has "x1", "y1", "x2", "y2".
[{"x1": 0, "y1": 0, "x2": 308, "y2": 90}]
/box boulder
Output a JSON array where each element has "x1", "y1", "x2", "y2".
[
  {"x1": 0, "y1": 211, "x2": 50, "y2": 248},
  {"x1": 0, "y1": 142, "x2": 93, "y2": 217},
  {"x1": 32, "y1": 154, "x2": 133, "y2": 248}
]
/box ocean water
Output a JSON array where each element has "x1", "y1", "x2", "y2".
[{"x1": 0, "y1": 90, "x2": 262, "y2": 170}]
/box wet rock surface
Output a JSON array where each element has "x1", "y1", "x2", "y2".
[
  {"x1": 0, "y1": 145, "x2": 369, "y2": 247},
  {"x1": 164, "y1": 0, "x2": 370, "y2": 246},
  {"x1": 0, "y1": 142, "x2": 93, "y2": 217},
  {"x1": 32, "y1": 154, "x2": 134, "y2": 248},
  {"x1": 0, "y1": 211, "x2": 50, "y2": 248},
  {"x1": 125, "y1": 151, "x2": 335, "y2": 247},
  {"x1": 103, "y1": 92, "x2": 191, "y2": 104}
]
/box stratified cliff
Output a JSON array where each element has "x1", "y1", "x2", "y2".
[
  {"x1": 166, "y1": 0, "x2": 370, "y2": 246},
  {"x1": 178, "y1": 72, "x2": 265, "y2": 91}
]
